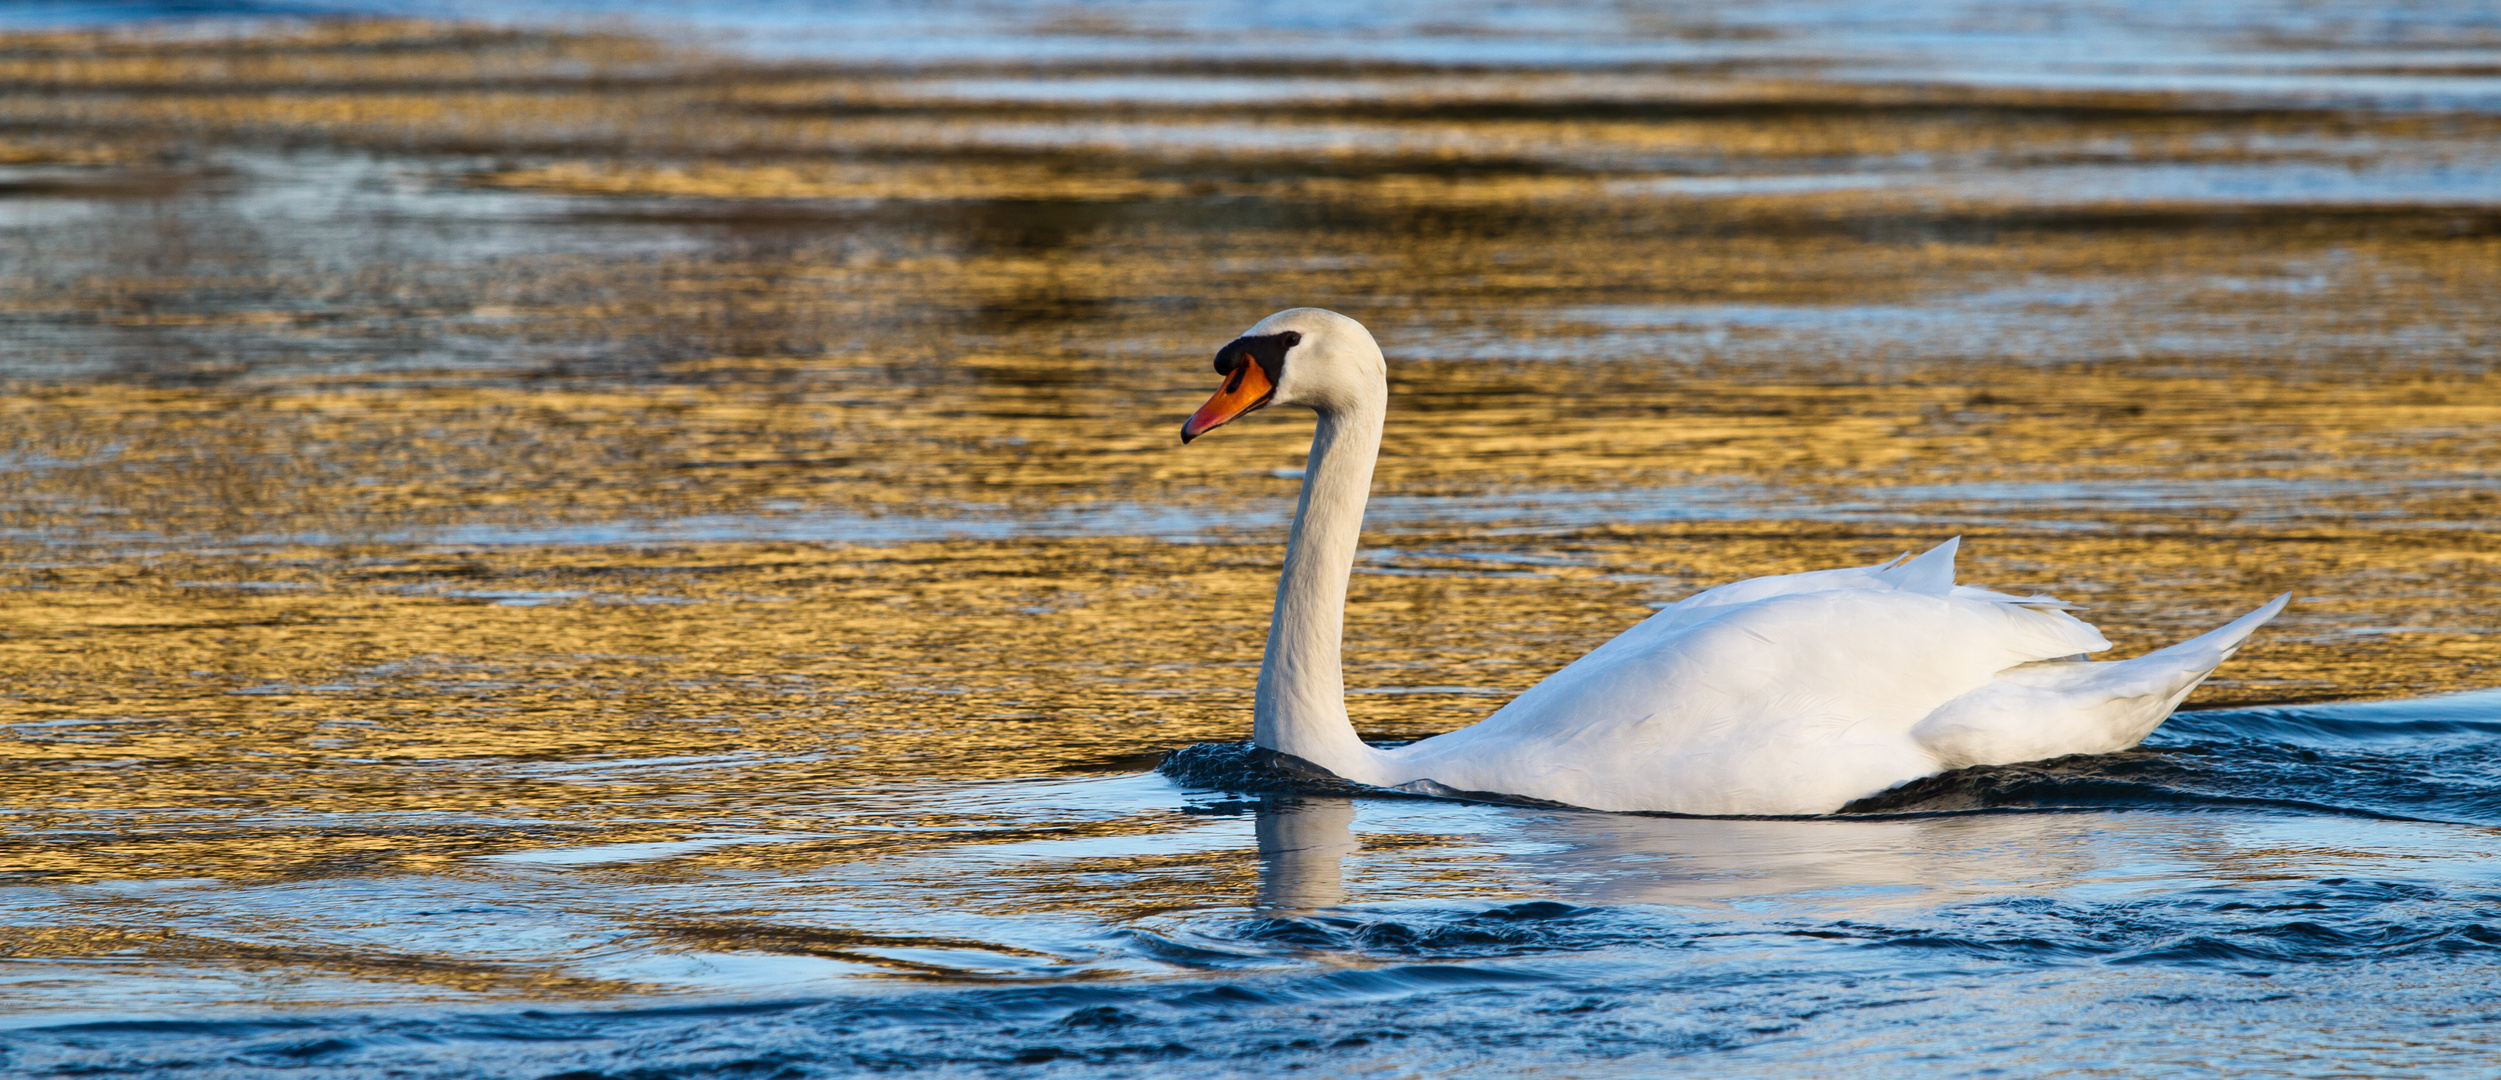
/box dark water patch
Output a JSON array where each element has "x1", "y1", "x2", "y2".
[
  {"x1": 2171, "y1": 689, "x2": 2501, "y2": 748},
  {"x1": 238, "y1": 1035, "x2": 361, "y2": 1060},
  {"x1": 30, "y1": 1016, "x2": 336, "y2": 1037},
  {"x1": 522, "y1": 173, "x2": 2501, "y2": 249},
  {"x1": 740, "y1": 93, "x2": 2425, "y2": 128},
  {"x1": 1160, "y1": 741, "x2": 1581, "y2": 811},
  {"x1": 1155, "y1": 740, "x2": 1381, "y2": 798},
  {"x1": 1821, "y1": 880, "x2": 2501, "y2": 970},
  {"x1": 1097, "y1": 930, "x2": 1268, "y2": 971},
  {"x1": 1225, "y1": 902, "x2": 1634, "y2": 960},
  {"x1": 0, "y1": 973, "x2": 1727, "y2": 1077},
  {"x1": 644, "y1": 923, "x2": 1074, "y2": 981},
  {"x1": 0, "y1": 166, "x2": 196, "y2": 200}
]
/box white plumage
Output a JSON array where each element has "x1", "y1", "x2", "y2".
[{"x1": 1180, "y1": 307, "x2": 2289, "y2": 816}]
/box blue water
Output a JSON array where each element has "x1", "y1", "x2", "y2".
[{"x1": 8, "y1": 693, "x2": 2500, "y2": 1077}]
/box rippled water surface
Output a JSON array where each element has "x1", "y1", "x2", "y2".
[{"x1": 4, "y1": 2, "x2": 2501, "y2": 1076}]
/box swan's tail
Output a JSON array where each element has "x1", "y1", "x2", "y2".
[
  {"x1": 1912, "y1": 593, "x2": 2293, "y2": 768},
  {"x1": 2135, "y1": 591, "x2": 2293, "y2": 668}
]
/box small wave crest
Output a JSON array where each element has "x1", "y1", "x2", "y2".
[
  {"x1": 1227, "y1": 902, "x2": 1631, "y2": 959},
  {"x1": 2169, "y1": 689, "x2": 2501, "y2": 748},
  {"x1": 1825, "y1": 880, "x2": 2501, "y2": 968}
]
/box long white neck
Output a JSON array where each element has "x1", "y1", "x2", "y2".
[{"x1": 1252, "y1": 395, "x2": 1389, "y2": 784}]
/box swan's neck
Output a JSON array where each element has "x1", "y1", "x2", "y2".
[{"x1": 1254, "y1": 399, "x2": 1388, "y2": 784}]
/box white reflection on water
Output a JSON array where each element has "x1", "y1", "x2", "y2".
[
  {"x1": 1255, "y1": 791, "x2": 2501, "y2": 917},
  {"x1": 1255, "y1": 797, "x2": 1360, "y2": 914}
]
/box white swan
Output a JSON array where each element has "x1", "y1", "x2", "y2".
[{"x1": 1179, "y1": 307, "x2": 2291, "y2": 816}]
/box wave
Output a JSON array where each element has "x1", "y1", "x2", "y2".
[
  {"x1": 2165, "y1": 689, "x2": 2501, "y2": 748},
  {"x1": 14, "y1": 883, "x2": 2498, "y2": 1078},
  {"x1": 1226, "y1": 901, "x2": 1634, "y2": 959}
]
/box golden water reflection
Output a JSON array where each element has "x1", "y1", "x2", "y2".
[
  {"x1": 5, "y1": 526, "x2": 2493, "y2": 888},
  {"x1": 0, "y1": 18, "x2": 2497, "y2": 1016}
]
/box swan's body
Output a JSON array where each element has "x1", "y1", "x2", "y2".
[{"x1": 1180, "y1": 308, "x2": 2289, "y2": 816}]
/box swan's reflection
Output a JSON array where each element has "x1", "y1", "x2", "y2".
[
  {"x1": 1499, "y1": 809, "x2": 2121, "y2": 910},
  {"x1": 1250, "y1": 795, "x2": 2274, "y2": 916},
  {"x1": 1253, "y1": 796, "x2": 1359, "y2": 912}
]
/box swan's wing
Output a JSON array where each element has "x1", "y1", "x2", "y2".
[
  {"x1": 1911, "y1": 592, "x2": 2293, "y2": 768},
  {"x1": 1584, "y1": 537, "x2": 2085, "y2": 669},
  {"x1": 1382, "y1": 539, "x2": 2285, "y2": 814},
  {"x1": 1490, "y1": 587, "x2": 2109, "y2": 748},
  {"x1": 1396, "y1": 583, "x2": 2111, "y2": 814},
  {"x1": 1644, "y1": 537, "x2": 2072, "y2": 632}
]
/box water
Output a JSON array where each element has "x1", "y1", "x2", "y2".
[
  {"x1": 9, "y1": 699, "x2": 2501, "y2": 1075},
  {"x1": 3, "y1": 2, "x2": 2500, "y2": 1076}
]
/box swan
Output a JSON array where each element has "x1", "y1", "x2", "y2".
[{"x1": 1177, "y1": 307, "x2": 2291, "y2": 816}]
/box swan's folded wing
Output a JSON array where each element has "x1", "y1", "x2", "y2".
[
  {"x1": 1634, "y1": 537, "x2": 2080, "y2": 641},
  {"x1": 1406, "y1": 587, "x2": 2114, "y2": 813},
  {"x1": 1580, "y1": 588, "x2": 2117, "y2": 746},
  {"x1": 1387, "y1": 538, "x2": 2133, "y2": 813},
  {"x1": 1586, "y1": 535, "x2": 2105, "y2": 680}
]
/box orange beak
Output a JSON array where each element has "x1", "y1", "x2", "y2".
[{"x1": 1180, "y1": 360, "x2": 1276, "y2": 443}]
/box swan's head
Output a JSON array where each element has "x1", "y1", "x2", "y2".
[{"x1": 1180, "y1": 307, "x2": 1384, "y2": 443}]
